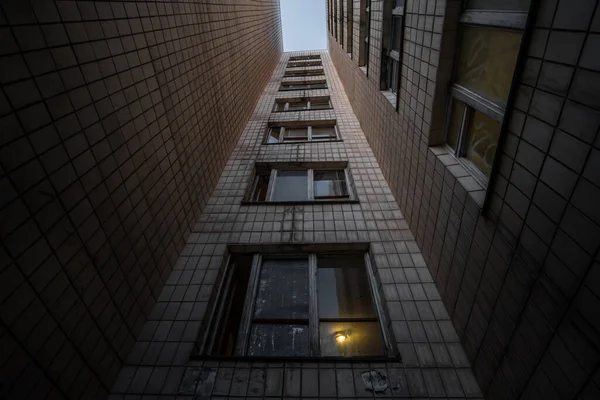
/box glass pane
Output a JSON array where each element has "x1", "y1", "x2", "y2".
[
  {"x1": 250, "y1": 172, "x2": 270, "y2": 202},
  {"x1": 267, "y1": 128, "x2": 280, "y2": 143},
  {"x1": 392, "y1": 17, "x2": 402, "y2": 52},
  {"x1": 211, "y1": 255, "x2": 253, "y2": 356},
  {"x1": 395, "y1": 0, "x2": 405, "y2": 8},
  {"x1": 248, "y1": 324, "x2": 309, "y2": 356},
  {"x1": 389, "y1": 58, "x2": 399, "y2": 93},
  {"x1": 465, "y1": 0, "x2": 530, "y2": 11},
  {"x1": 274, "y1": 103, "x2": 285, "y2": 112},
  {"x1": 310, "y1": 99, "x2": 331, "y2": 109},
  {"x1": 447, "y1": 100, "x2": 465, "y2": 151},
  {"x1": 283, "y1": 128, "x2": 308, "y2": 142},
  {"x1": 465, "y1": 110, "x2": 501, "y2": 177},
  {"x1": 318, "y1": 266, "x2": 377, "y2": 319},
  {"x1": 272, "y1": 170, "x2": 308, "y2": 201},
  {"x1": 313, "y1": 170, "x2": 348, "y2": 198},
  {"x1": 455, "y1": 26, "x2": 522, "y2": 107},
  {"x1": 288, "y1": 101, "x2": 308, "y2": 111},
  {"x1": 309, "y1": 83, "x2": 326, "y2": 89},
  {"x1": 320, "y1": 322, "x2": 384, "y2": 357},
  {"x1": 254, "y1": 259, "x2": 309, "y2": 319},
  {"x1": 312, "y1": 127, "x2": 337, "y2": 141}
]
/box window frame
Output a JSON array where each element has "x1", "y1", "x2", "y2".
[
  {"x1": 383, "y1": 2, "x2": 404, "y2": 102},
  {"x1": 289, "y1": 55, "x2": 321, "y2": 61},
  {"x1": 265, "y1": 123, "x2": 339, "y2": 144},
  {"x1": 199, "y1": 248, "x2": 397, "y2": 359},
  {"x1": 359, "y1": 0, "x2": 372, "y2": 72},
  {"x1": 284, "y1": 69, "x2": 325, "y2": 78},
  {"x1": 287, "y1": 60, "x2": 323, "y2": 68},
  {"x1": 442, "y1": 0, "x2": 529, "y2": 186},
  {"x1": 279, "y1": 80, "x2": 328, "y2": 91},
  {"x1": 245, "y1": 162, "x2": 356, "y2": 204},
  {"x1": 273, "y1": 97, "x2": 333, "y2": 112}
]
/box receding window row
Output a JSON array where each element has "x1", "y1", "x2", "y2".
[
  {"x1": 273, "y1": 97, "x2": 332, "y2": 112},
  {"x1": 265, "y1": 122, "x2": 338, "y2": 144},
  {"x1": 200, "y1": 248, "x2": 394, "y2": 358},
  {"x1": 247, "y1": 162, "x2": 353, "y2": 203},
  {"x1": 284, "y1": 69, "x2": 325, "y2": 78},
  {"x1": 279, "y1": 80, "x2": 328, "y2": 91}
]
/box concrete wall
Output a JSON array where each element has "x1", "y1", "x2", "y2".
[
  {"x1": 108, "y1": 50, "x2": 483, "y2": 399},
  {"x1": 328, "y1": 0, "x2": 600, "y2": 398},
  {"x1": 0, "y1": 1, "x2": 281, "y2": 397}
]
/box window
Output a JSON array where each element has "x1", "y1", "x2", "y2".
[
  {"x1": 273, "y1": 97, "x2": 332, "y2": 112},
  {"x1": 288, "y1": 60, "x2": 322, "y2": 68},
  {"x1": 279, "y1": 81, "x2": 328, "y2": 91},
  {"x1": 201, "y1": 250, "x2": 394, "y2": 358},
  {"x1": 359, "y1": 0, "x2": 371, "y2": 70},
  {"x1": 444, "y1": 0, "x2": 528, "y2": 181},
  {"x1": 284, "y1": 69, "x2": 325, "y2": 77},
  {"x1": 346, "y1": 0, "x2": 353, "y2": 55},
  {"x1": 246, "y1": 163, "x2": 354, "y2": 203},
  {"x1": 289, "y1": 55, "x2": 321, "y2": 61},
  {"x1": 382, "y1": 1, "x2": 404, "y2": 97},
  {"x1": 265, "y1": 123, "x2": 338, "y2": 144}
]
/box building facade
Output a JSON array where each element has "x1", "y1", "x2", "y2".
[
  {"x1": 0, "y1": 1, "x2": 281, "y2": 398},
  {"x1": 328, "y1": 0, "x2": 600, "y2": 399},
  {"x1": 109, "y1": 49, "x2": 483, "y2": 398}
]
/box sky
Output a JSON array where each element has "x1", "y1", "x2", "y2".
[{"x1": 280, "y1": 0, "x2": 327, "y2": 52}]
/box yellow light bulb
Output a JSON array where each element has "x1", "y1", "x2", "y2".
[{"x1": 335, "y1": 334, "x2": 346, "y2": 343}]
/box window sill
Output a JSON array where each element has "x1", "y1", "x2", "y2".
[
  {"x1": 359, "y1": 66, "x2": 367, "y2": 75},
  {"x1": 262, "y1": 139, "x2": 343, "y2": 145},
  {"x1": 273, "y1": 107, "x2": 334, "y2": 113},
  {"x1": 241, "y1": 199, "x2": 360, "y2": 206},
  {"x1": 429, "y1": 146, "x2": 486, "y2": 208},
  {"x1": 381, "y1": 90, "x2": 397, "y2": 108},
  {"x1": 190, "y1": 354, "x2": 397, "y2": 362}
]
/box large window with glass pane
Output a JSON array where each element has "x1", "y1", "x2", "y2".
[
  {"x1": 444, "y1": 0, "x2": 529, "y2": 181},
  {"x1": 280, "y1": 80, "x2": 328, "y2": 91},
  {"x1": 383, "y1": 1, "x2": 404, "y2": 96},
  {"x1": 265, "y1": 122, "x2": 338, "y2": 143},
  {"x1": 359, "y1": 0, "x2": 371, "y2": 69},
  {"x1": 246, "y1": 163, "x2": 353, "y2": 203},
  {"x1": 201, "y1": 251, "x2": 394, "y2": 357},
  {"x1": 273, "y1": 97, "x2": 332, "y2": 112}
]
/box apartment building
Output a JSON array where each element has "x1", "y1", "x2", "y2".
[
  {"x1": 109, "y1": 50, "x2": 483, "y2": 398},
  {"x1": 1, "y1": 0, "x2": 599, "y2": 399},
  {"x1": 0, "y1": 1, "x2": 281, "y2": 398},
  {"x1": 328, "y1": 0, "x2": 600, "y2": 399}
]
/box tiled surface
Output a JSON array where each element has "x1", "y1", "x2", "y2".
[
  {"x1": 0, "y1": 0, "x2": 281, "y2": 398},
  {"x1": 108, "y1": 51, "x2": 482, "y2": 399},
  {"x1": 328, "y1": 0, "x2": 600, "y2": 399}
]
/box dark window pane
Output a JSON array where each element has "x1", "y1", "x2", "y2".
[
  {"x1": 465, "y1": 0, "x2": 530, "y2": 11},
  {"x1": 455, "y1": 26, "x2": 522, "y2": 107},
  {"x1": 211, "y1": 255, "x2": 253, "y2": 355},
  {"x1": 389, "y1": 58, "x2": 399, "y2": 93},
  {"x1": 283, "y1": 128, "x2": 308, "y2": 142},
  {"x1": 391, "y1": 16, "x2": 403, "y2": 52},
  {"x1": 267, "y1": 128, "x2": 280, "y2": 143},
  {"x1": 312, "y1": 127, "x2": 337, "y2": 141},
  {"x1": 250, "y1": 171, "x2": 270, "y2": 202},
  {"x1": 465, "y1": 110, "x2": 501, "y2": 176},
  {"x1": 254, "y1": 259, "x2": 309, "y2": 319},
  {"x1": 313, "y1": 170, "x2": 348, "y2": 198},
  {"x1": 320, "y1": 322, "x2": 384, "y2": 357},
  {"x1": 288, "y1": 101, "x2": 308, "y2": 111},
  {"x1": 310, "y1": 99, "x2": 331, "y2": 109},
  {"x1": 317, "y1": 266, "x2": 377, "y2": 319},
  {"x1": 274, "y1": 103, "x2": 285, "y2": 112},
  {"x1": 248, "y1": 324, "x2": 309, "y2": 356},
  {"x1": 272, "y1": 170, "x2": 308, "y2": 201},
  {"x1": 447, "y1": 100, "x2": 465, "y2": 151}
]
